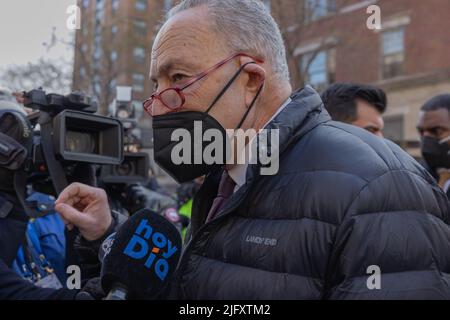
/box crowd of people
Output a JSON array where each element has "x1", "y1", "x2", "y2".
[{"x1": 0, "y1": 0, "x2": 450, "y2": 300}]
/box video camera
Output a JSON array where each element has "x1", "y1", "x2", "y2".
[
  {"x1": 100, "y1": 86, "x2": 149, "y2": 186},
  {"x1": 20, "y1": 89, "x2": 124, "y2": 197}
]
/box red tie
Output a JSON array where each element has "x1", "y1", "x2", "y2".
[{"x1": 205, "y1": 171, "x2": 236, "y2": 223}]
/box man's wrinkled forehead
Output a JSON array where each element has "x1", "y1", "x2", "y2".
[
  {"x1": 418, "y1": 109, "x2": 450, "y2": 129},
  {"x1": 150, "y1": 7, "x2": 221, "y2": 77}
]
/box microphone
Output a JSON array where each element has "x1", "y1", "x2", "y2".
[{"x1": 100, "y1": 209, "x2": 182, "y2": 300}]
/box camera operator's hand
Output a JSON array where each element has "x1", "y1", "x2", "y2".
[{"x1": 54, "y1": 183, "x2": 112, "y2": 241}]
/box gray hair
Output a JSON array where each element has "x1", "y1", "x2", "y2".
[{"x1": 167, "y1": 0, "x2": 290, "y2": 82}]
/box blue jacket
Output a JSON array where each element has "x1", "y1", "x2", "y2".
[{"x1": 0, "y1": 191, "x2": 76, "y2": 299}]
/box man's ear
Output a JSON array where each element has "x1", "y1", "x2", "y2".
[{"x1": 239, "y1": 56, "x2": 266, "y2": 107}]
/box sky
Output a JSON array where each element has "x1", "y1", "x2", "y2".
[{"x1": 0, "y1": 0, "x2": 76, "y2": 68}]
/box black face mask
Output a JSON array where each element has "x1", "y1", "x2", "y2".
[
  {"x1": 421, "y1": 135, "x2": 450, "y2": 171},
  {"x1": 152, "y1": 62, "x2": 263, "y2": 183}
]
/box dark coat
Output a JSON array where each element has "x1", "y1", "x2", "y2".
[
  {"x1": 170, "y1": 86, "x2": 450, "y2": 299},
  {"x1": 0, "y1": 191, "x2": 122, "y2": 300}
]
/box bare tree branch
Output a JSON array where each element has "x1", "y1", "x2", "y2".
[{"x1": 0, "y1": 57, "x2": 72, "y2": 93}]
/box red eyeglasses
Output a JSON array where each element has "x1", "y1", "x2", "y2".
[{"x1": 143, "y1": 52, "x2": 263, "y2": 116}]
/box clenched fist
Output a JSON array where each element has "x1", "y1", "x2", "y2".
[{"x1": 55, "y1": 183, "x2": 112, "y2": 241}]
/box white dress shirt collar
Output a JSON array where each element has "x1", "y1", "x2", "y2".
[{"x1": 227, "y1": 97, "x2": 292, "y2": 191}]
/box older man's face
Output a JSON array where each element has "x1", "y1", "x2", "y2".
[{"x1": 149, "y1": 7, "x2": 248, "y2": 130}]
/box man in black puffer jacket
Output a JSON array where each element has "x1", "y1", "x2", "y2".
[
  {"x1": 161, "y1": 0, "x2": 450, "y2": 300},
  {"x1": 59, "y1": 0, "x2": 450, "y2": 299},
  {"x1": 170, "y1": 86, "x2": 450, "y2": 299}
]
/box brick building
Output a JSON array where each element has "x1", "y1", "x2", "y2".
[
  {"x1": 72, "y1": 0, "x2": 176, "y2": 116},
  {"x1": 72, "y1": 0, "x2": 178, "y2": 177},
  {"x1": 269, "y1": 0, "x2": 450, "y2": 156},
  {"x1": 73, "y1": 0, "x2": 450, "y2": 156}
]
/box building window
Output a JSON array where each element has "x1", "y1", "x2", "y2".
[
  {"x1": 135, "y1": 0, "x2": 147, "y2": 11},
  {"x1": 133, "y1": 20, "x2": 147, "y2": 36},
  {"x1": 93, "y1": 74, "x2": 101, "y2": 95},
  {"x1": 94, "y1": 23, "x2": 102, "y2": 36},
  {"x1": 381, "y1": 28, "x2": 405, "y2": 79},
  {"x1": 109, "y1": 78, "x2": 117, "y2": 91},
  {"x1": 80, "y1": 67, "x2": 86, "y2": 78},
  {"x1": 112, "y1": 0, "x2": 119, "y2": 12},
  {"x1": 94, "y1": 30, "x2": 102, "y2": 46},
  {"x1": 383, "y1": 115, "x2": 404, "y2": 144},
  {"x1": 132, "y1": 74, "x2": 145, "y2": 92},
  {"x1": 93, "y1": 46, "x2": 102, "y2": 60},
  {"x1": 95, "y1": 0, "x2": 104, "y2": 21},
  {"x1": 82, "y1": 25, "x2": 88, "y2": 36},
  {"x1": 164, "y1": 0, "x2": 173, "y2": 12},
  {"x1": 301, "y1": 48, "x2": 335, "y2": 92},
  {"x1": 81, "y1": 43, "x2": 88, "y2": 53},
  {"x1": 83, "y1": 0, "x2": 89, "y2": 8},
  {"x1": 132, "y1": 100, "x2": 144, "y2": 119},
  {"x1": 305, "y1": 0, "x2": 337, "y2": 22},
  {"x1": 133, "y1": 47, "x2": 146, "y2": 63},
  {"x1": 94, "y1": 82, "x2": 101, "y2": 96},
  {"x1": 111, "y1": 25, "x2": 118, "y2": 40},
  {"x1": 110, "y1": 51, "x2": 118, "y2": 61}
]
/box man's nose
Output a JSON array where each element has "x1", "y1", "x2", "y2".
[
  {"x1": 151, "y1": 99, "x2": 171, "y2": 116},
  {"x1": 422, "y1": 131, "x2": 435, "y2": 138}
]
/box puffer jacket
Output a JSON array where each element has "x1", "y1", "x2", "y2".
[{"x1": 169, "y1": 86, "x2": 450, "y2": 300}]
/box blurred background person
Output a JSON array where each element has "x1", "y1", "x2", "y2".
[
  {"x1": 417, "y1": 94, "x2": 450, "y2": 198},
  {"x1": 321, "y1": 83, "x2": 387, "y2": 137},
  {"x1": 0, "y1": 88, "x2": 28, "y2": 114}
]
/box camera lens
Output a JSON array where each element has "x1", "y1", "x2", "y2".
[
  {"x1": 65, "y1": 130, "x2": 97, "y2": 154},
  {"x1": 117, "y1": 109, "x2": 130, "y2": 119},
  {"x1": 116, "y1": 160, "x2": 135, "y2": 176}
]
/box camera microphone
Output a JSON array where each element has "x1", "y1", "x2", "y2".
[{"x1": 100, "y1": 209, "x2": 182, "y2": 300}]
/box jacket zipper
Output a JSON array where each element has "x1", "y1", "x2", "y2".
[{"x1": 173, "y1": 177, "x2": 254, "y2": 295}]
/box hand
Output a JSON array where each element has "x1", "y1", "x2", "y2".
[
  {"x1": 55, "y1": 182, "x2": 112, "y2": 241},
  {"x1": 437, "y1": 169, "x2": 450, "y2": 189}
]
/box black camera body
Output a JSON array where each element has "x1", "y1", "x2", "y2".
[
  {"x1": 24, "y1": 89, "x2": 123, "y2": 167},
  {"x1": 24, "y1": 89, "x2": 97, "y2": 114},
  {"x1": 100, "y1": 152, "x2": 149, "y2": 184},
  {"x1": 53, "y1": 110, "x2": 123, "y2": 164},
  {"x1": 22, "y1": 89, "x2": 124, "y2": 195}
]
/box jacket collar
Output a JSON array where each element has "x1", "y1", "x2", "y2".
[
  {"x1": 189, "y1": 86, "x2": 330, "y2": 236},
  {"x1": 245, "y1": 85, "x2": 331, "y2": 182},
  {"x1": 267, "y1": 85, "x2": 330, "y2": 155}
]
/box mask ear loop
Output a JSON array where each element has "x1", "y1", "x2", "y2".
[
  {"x1": 439, "y1": 136, "x2": 450, "y2": 156},
  {"x1": 204, "y1": 61, "x2": 258, "y2": 116},
  {"x1": 439, "y1": 136, "x2": 450, "y2": 144},
  {"x1": 202, "y1": 61, "x2": 265, "y2": 166},
  {"x1": 235, "y1": 81, "x2": 264, "y2": 130}
]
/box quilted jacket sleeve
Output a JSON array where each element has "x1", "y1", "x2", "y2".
[{"x1": 326, "y1": 169, "x2": 450, "y2": 299}]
